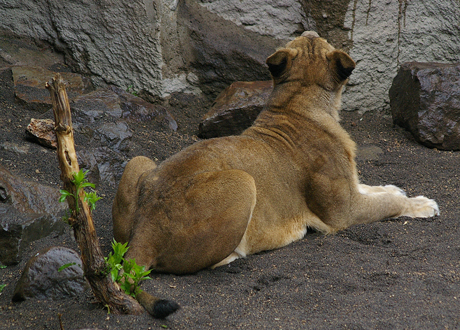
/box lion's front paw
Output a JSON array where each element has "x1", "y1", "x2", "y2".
[
  {"x1": 382, "y1": 185, "x2": 406, "y2": 196},
  {"x1": 403, "y1": 196, "x2": 440, "y2": 218},
  {"x1": 358, "y1": 184, "x2": 406, "y2": 196}
]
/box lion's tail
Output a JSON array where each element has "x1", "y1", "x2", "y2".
[{"x1": 136, "y1": 290, "x2": 180, "y2": 318}]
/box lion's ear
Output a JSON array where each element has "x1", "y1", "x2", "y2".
[
  {"x1": 266, "y1": 48, "x2": 298, "y2": 78},
  {"x1": 327, "y1": 50, "x2": 355, "y2": 81}
]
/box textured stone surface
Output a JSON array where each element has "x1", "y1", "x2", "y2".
[
  {"x1": 199, "y1": 0, "x2": 312, "y2": 39},
  {"x1": 12, "y1": 66, "x2": 92, "y2": 112},
  {"x1": 25, "y1": 118, "x2": 57, "y2": 149},
  {"x1": 1, "y1": 0, "x2": 459, "y2": 112},
  {"x1": 342, "y1": 0, "x2": 460, "y2": 112},
  {"x1": 300, "y1": 0, "x2": 353, "y2": 52},
  {"x1": 389, "y1": 62, "x2": 460, "y2": 150},
  {"x1": 77, "y1": 147, "x2": 128, "y2": 187},
  {"x1": 69, "y1": 87, "x2": 178, "y2": 186},
  {"x1": 176, "y1": 0, "x2": 284, "y2": 98},
  {"x1": 0, "y1": 165, "x2": 66, "y2": 265},
  {"x1": 69, "y1": 88, "x2": 179, "y2": 186},
  {"x1": 71, "y1": 88, "x2": 177, "y2": 131},
  {"x1": 198, "y1": 81, "x2": 273, "y2": 138},
  {"x1": 0, "y1": 0, "x2": 166, "y2": 95},
  {"x1": 12, "y1": 246, "x2": 88, "y2": 301},
  {"x1": 0, "y1": 0, "x2": 286, "y2": 99},
  {"x1": 111, "y1": 87, "x2": 178, "y2": 131}
]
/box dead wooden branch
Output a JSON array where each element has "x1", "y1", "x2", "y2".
[{"x1": 46, "y1": 73, "x2": 144, "y2": 315}]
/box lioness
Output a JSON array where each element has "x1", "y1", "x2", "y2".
[{"x1": 112, "y1": 31, "x2": 439, "y2": 318}]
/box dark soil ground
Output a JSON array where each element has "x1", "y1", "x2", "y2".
[{"x1": 1, "y1": 37, "x2": 460, "y2": 330}]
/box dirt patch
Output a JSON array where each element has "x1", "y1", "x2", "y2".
[{"x1": 1, "y1": 46, "x2": 460, "y2": 330}]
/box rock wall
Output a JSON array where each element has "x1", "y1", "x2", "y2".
[
  {"x1": 199, "y1": 0, "x2": 313, "y2": 39},
  {"x1": 1, "y1": 0, "x2": 459, "y2": 111},
  {"x1": 0, "y1": 0, "x2": 165, "y2": 95},
  {"x1": 341, "y1": 0, "x2": 460, "y2": 112}
]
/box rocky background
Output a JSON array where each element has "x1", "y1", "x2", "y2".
[
  {"x1": 1, "y1": 0, "x2": 459, "y2": 111},
  {"x1": 1, "y1": 1, "x2": 460, "y2": 329}
]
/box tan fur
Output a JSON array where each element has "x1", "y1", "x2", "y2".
[{"x1": 112, "y1": 32, "x2": 439, "y2": 315}]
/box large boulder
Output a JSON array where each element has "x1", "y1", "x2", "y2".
[
  {"x1": 389, "y1": 62, "x2": 460, "y2": 150},
  {"x1": 198, "y1": 81, "x2": 273, "y2": 138},
  {"x1": 12, "y1": 246, "x2": 89, "y2": 301},
  {"x1": 0, "y1": 165, "x2": 67, "y2": 265},
  {"x1": 0, "y1": 0, "x2": 287, "y2": 99}
]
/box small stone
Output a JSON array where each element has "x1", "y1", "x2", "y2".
[
  {"x1": 25, "y1": 118, "x2": 57, "y2": 149},
  {"x1": 12, "y1": 246, "x2": 89, "y2": 302},
  {"x1": 357, "y1": 145, "x2": 384, "y2": 161}
]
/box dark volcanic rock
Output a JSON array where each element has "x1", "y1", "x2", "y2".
[
  {"x1": 71, "y1": 88, "x2": 123, "y2": 122},
  {"x1": 111, "y1": 86, "x2": 178, "y2": 131},
  {"x1": 0, "y1": 165, "x2": 67, "y2": 265},
  {"x1": 177, "y1": 0, "x2": 283, "y2": 98},
  {"x1": 71, "y1": 87, "x2": 178, "y2": 131},
  {"x1": 95, "y1": 121, "x2": 132, "y2": 152},
  {"x1": 12, "y1": 246, "x2": 88, "y2": 302},
  {"x1": 12, "y1": 66, "x2": 92, "y2": 113},
  {"x1": 77, "y1": 147, "x2": 128, "y2": 187},
  {"x1": 198, "y1": 81, "x2": 273, "y2": 138},
  {"x1": 389, "y1": 62, "x2": 460, "y2": 150}
]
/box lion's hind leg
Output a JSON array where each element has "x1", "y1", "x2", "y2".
[
  {"x1": 164, "y1": 169, "x2": 257, "y2": 273},
  {"x1": 116, "y1": 168, "x2": 257, "y2": 318},
  {"x1": 125, "y1": 168, "x2": 257, "y2": 274},
  {"x1": 113, "y1": 156, "x2": 157, "y2": 243}
]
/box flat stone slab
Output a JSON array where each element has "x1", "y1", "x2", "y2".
[
  {"x1": 71, "y1": 87, "x2": 178, "y2": 131},
  {"x1": 12, "y1": 66, "x2": 92, "y2": 112}
]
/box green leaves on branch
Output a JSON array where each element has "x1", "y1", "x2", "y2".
[
  {"x1": 58, "y1": 262, "x2": 78, "y2": 272},
  {"x1": 59, "y1": 170, "x2": 102, "y2": 213},
  {"x1": 58, "y1": 172, "x2": 149, "y2": 298},
  {"x1": 84, "y1": 191, "x2": 102, "y2": 211},
  {"x1": 106, "y1": 240, "x2": 128, "y2": 282},
  {"x1": 0, "y1": 265, "x2": 6, "y2": 294},
  {"x1": 126, "y1": 85, "x2": 139, "y2": 97},
  {"x1": 105, "y1": 240, "x2": 151, "y2": 298},
  {"x1": 118, "y1": 259, "x2": 152, "y2": 298}
]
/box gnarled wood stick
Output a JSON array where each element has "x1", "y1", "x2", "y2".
[{"x1": 46, "y1": 73, "x2": 144, "y2": 315}]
